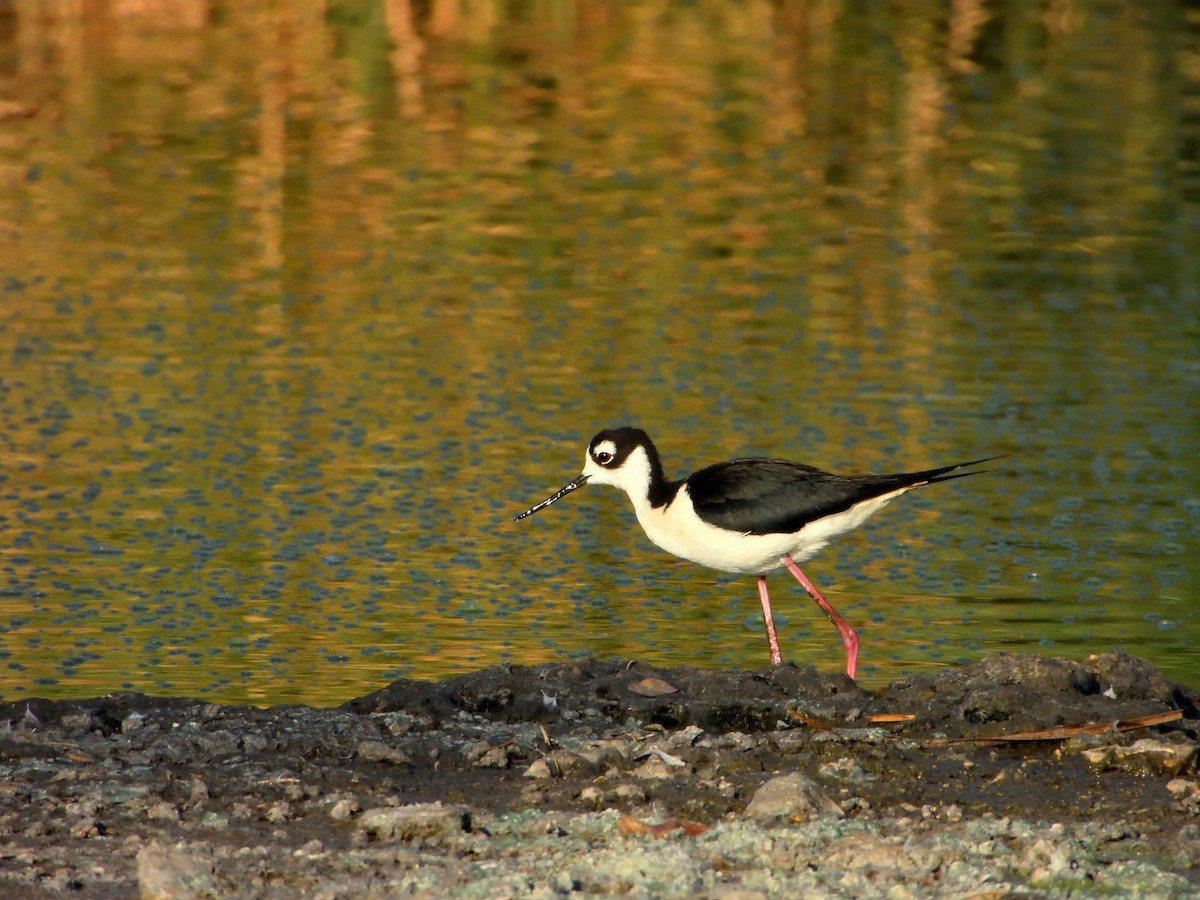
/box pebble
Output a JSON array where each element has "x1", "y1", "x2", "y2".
[
  {"x1": 743, "y1": 773, "x2": 845, "y2": 821},
  {"x1": 355, "y1": 740, "x2": 411, "y2": 766},
  {"x1": 1166, "y1": 778, "x2": 1198, "y2": 800},
  {"x1": 136, "y1": 843, "x2": 218, "y2": 898},
  {"x1": 630, "y1": 755, "x2": 682, "y2": 780},
  {"x1": 328, "y1": 797, "x2": 361, "y2": 820},
  {"x1": 357, "y1": 803, "x2": 470, "y2": 843},
  {"x1": 816, "y1": 757, "x2": 875, "y2": 784},
  {"x1": 1082, "y1": 737, "x2": 1198, "y2": 775},
  {"x1": 523, "y1": 749, "x2": 595, "y2": 779}
]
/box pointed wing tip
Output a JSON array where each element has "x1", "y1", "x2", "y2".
[{"x1": 924, "y1": 454, "x2": 1008, "y2": 485}]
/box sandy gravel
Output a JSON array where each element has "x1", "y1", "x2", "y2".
[{"x1": 1, "y1": 651, "x2": 1197, "y2": 897}]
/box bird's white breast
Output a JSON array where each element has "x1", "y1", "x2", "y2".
[{"x1": 629, "y1": 484, "x2": 914, "y2": 575}]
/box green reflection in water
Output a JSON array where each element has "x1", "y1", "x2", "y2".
[{"x1": 0, "y1": 1, "x2": 1196, "y2": 707}]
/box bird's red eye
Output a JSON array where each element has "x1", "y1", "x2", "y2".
[{"x1": 595, "y1": 451, "x2": 613, "y2": 465}]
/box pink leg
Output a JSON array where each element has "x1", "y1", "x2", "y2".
[
  {"x1": 781, "y1": 554, "x2": 859, "y2": 680},
  {"x1": 756, "y1": 576, "x2": 783, "y2": 666}
]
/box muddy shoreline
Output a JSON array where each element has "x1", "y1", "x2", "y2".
[{"x1": 2, "y1": 651, "x2": 1197, "y2": 897}]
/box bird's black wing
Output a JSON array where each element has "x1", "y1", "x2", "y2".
[{"x1": 685, "y1": 457, "x2": 994, "y2": 536}]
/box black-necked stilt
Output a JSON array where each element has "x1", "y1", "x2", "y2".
[{"x1": 515, "y1": 427, "x2": 995, "y2": 679}]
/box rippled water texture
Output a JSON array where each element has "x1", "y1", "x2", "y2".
[{"x1": 1, "y1": 2, "x2": 1197, "y2": 705}]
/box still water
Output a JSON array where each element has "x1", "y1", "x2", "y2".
[{"x1": 1, "y1": 3, "x2": 1197, "y2": 706}]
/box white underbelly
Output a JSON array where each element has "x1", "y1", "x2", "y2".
[{"x1": 632, "y1": 486, "x2": 910, "y2": 575}]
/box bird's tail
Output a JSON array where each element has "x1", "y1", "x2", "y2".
[{"x1": 912, "y1": 456, "x2": 1004, "y2": 487}]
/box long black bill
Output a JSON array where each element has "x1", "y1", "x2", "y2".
[{"x1": 514, "y1": 474, "x2": 589, "y2": 522}]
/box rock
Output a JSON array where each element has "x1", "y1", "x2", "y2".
[
  {"x1": 631, "y1": 755, "x2": 682, "y2": 780},
  {"x1": 579, "y1": 785, "x2": 607, "y2": 807},
  {"x1": 60, "y1": 713, "x2": 95, "y2": 733},
  {"x1": 1084, "y1": 651, "x2": 1180, "y2": 704},
  {"x1": 357, "y1": 803, "x2": 470, "y2": 843},
  {"x1": 523, "y1": 749, "x2": 595, "y2": 779},
  {"x1": 467, "y1": 739, "x2": 518, "y2": 768},
  {"x1": 144, "y1": 801, "x2": 180, "y2": 822},
  {"x1": 636, "y1": 747, "x2": 687, "y2": 767},
  {"x1": 578, "y1": 743, "x2": 627, "y2": 770},
  {"x1": 136, "y1": 842, "x2": 218, "y2": 898},
  {"x1": 744, "y1": 773, "x2": 844, "y2": 821},
  {"x1": 265, "y1": 800, "x2": 292, "y2": 823},
  {"x1": 355, "y1": 740, "x2": 411, "y2": 766},
  {"x1": 69, "y1": 816, "x2": 102, "y2": 838},
  {"x1": 199, "y1": 812, "x2": 228, "y2": 830},
  {"x1": 328, "y1": 797, "x2": 360, "y2": 820},
  {"x1": 612, "y1": 783, "x2": 649, "y2": 803},
  {"x1": 1082, "y1": 737, "x2": 1198, "y2": 776},
  {"x1": 668, "y1": 725, "x2": 705, "y2": 748},
  {"x1": 1166, "y1": 778, "x2": 1198, "y2": 800},
  {"x1": 816, "y1": 757, "x2": 875, "y2": 784},
  {"x1": 628, "y1": 677, "x2": 678, "y2": 697},
  {"x1": 296, "y1": 838, "x2": 324, "y2": 855}
]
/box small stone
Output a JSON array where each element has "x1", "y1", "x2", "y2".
[
  {"x1": 66, "y1": 799, "x2": 99, "y2": 819},
  {"x1": 265, "y1": 801, "x2": 292, "y2": 823},
  {"x1": 638, "y1": 748, "x2": 687, "y2": 767},
  {"x1": 817, "y1": 757, "x2": 875, "y2": 784},
  {"x1": 520, "y1": 782, "x2": 548, "y2": 802},
  {"x1": 628, "y1": 677, "x2": 678, "y2": 696},
  {"x1": 631, "y1": 756, "x2": 680, "y2": 780},
  {"x1": 329, "y1": 797, "x2": 360, "y2": 821},
  {"x1": 69, "y1": 817, "x2": 102, "y2": 838},
  {"x1": 1083, "y1": 738, "x2": 1198, "y2": 776},
  {"x1": 22, "y1": 821, "x2": 50, "y2": 838},
  {"x1": 358, "y1": 802, "x2": 470, "y2": 843},
  {"x1": 468, "y1": 740, "x2": 515, "y2": 769},
  {"x1": 578, "y1": 744, "x2": 626, "y2": 769},
  {"x1": 240, "y1": 733, "x2": 268, "y2": 754},
  {"x1": 523, "y1": 749, "x2": 594, "y2": 779},
  {"x1": 1166, "y1": 778, "x2": 1198, "y2": 800},
  {"x1": 136, "y1": 842, "x2": 217, "y2": 898},
  {"x1": 744, "y1": 772, "x2": 844, "y2": 822},
  {"x1": 1061, "y1": 731, "x2": 1121, "y2": 755},
  {"x1": 579, "y1": 785, "x2": 607, "y2": 807},
  {"x1": 60, "y1": 713, "x2": 94, "y2": 732},
  {"x1": 839, "y1": 797, "x2": 871, "y2": 815},
  {"x1": 145, "y1": 801, "x2": 181, "y2": 822},
  {"x1": 356, "y1": 741, "x2": 411, "y2": 766},
  {"x1": 612, "y1": 783, "x2": 648, "y2": 803}
]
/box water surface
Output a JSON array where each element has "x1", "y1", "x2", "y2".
[{"x1": 1, "y1": 2, "x2": 1197, "y2": 705}]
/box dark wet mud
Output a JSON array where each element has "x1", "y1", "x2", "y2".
[{"x1": 2, "y1": 652, "x2": 1197, "y2": 897}]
